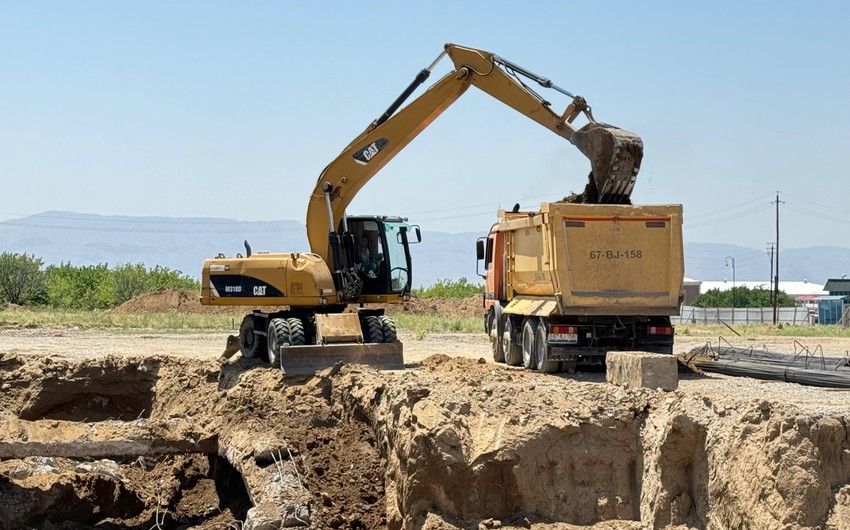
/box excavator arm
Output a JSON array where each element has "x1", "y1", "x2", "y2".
[{"x1": 306, "y1": 42, "x2": 643, "y2": 271}]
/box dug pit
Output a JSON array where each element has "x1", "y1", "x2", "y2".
[{"x1": 0, "y1": 353, "x2": 848, "y2": 529}]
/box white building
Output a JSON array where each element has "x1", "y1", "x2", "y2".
[{"x1": 698, "y1": 280, "x2": 825, "y2": 297}]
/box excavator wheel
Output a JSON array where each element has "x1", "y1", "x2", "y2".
[
  {"x1": 378, "y1": 316, "x2": 397, "y2": 343},
  {"x1": 286, "y1": 318, "x2": 306, "y2": 346},
  {"x1": 239, "y1": 315, "x2": 267, "y2": 359},
  {"x1": 267, "y1": 318, "x2": 289, "y2": 368},
  {"x1": 362, "y1": 315, "x2": 384, "y2": 343}
]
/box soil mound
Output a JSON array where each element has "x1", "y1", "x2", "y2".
[
  {"x1": 112, "y1": 288, "x2": 207, "y2": 314},
  {"x1": 386, "y1": 295, "x2": 482, "y2": 320}
]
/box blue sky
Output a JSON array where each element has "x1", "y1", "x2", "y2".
[{"x1": 1, "y1": 1, "x2": 848, "y2": 251}]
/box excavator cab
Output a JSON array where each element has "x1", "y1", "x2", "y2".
[{"x1": 343, "y1": 216, "x2": 421, "y2": 298}]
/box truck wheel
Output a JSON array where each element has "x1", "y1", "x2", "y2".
[
  {"x1": 521, "y1": 318, "x2": 538, "y2": 370},
  {"x1": 239, "y1": 315, "x2": 267, "y2": 359},
  {"x1": 362, "y1": 315, "x2": 384, "y2": 343},
  {"x1": 378, "y1": 316, "x2": 398, "y2": 343},
  {"x1": 503, "y1": 317, "x2": 522, "y2": 366},
  {"x1": 489, "y1": 306, "x2": 505, "y2": 363},
  {"x1": 535, "y1": 322, "x2": 558, "y2": 373},
  {"x1": 267, "y1": 318, "x2": 289, "y2": 368}
]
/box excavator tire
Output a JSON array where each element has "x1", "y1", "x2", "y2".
[
  {"x1": 286, "y1": 318, "x2": 306, "y2": 346},
  {"x1": 267, "y1": 318, "x2": 289, "y2": 368},
  {"x1": 362, "y1": 315, "x2": 384, "y2": 343},
  {"x1": 378, "y1": 316, "x2": 397, "y2": 343},
  {"x1": 239, "y1": 315, "x2": 267, "y2": 359},
  {"x1": 571, "y1": 122, "x2": 643, "y2": 204}
]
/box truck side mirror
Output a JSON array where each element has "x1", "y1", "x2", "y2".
[{"x1": 476, "y1": 239, "x2": 485, "y2": 260}]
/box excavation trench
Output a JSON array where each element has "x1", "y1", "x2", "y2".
[{"x1": 0, "y1": 353, "x2": 848, "y2": 529}]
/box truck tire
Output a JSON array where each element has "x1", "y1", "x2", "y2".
[
  {"x1": 362, "y1": 315, "x2": 383, "y2": 343},
  {"x1": 535, "y1": 322, "x2": 558, "y2": 373},
  {"x1": 239, "y1": 315, "x2": 267, "y2": 359},
  {"x1": 267, "y1": 318, "x2": 289, "y2": 369},
  {"x1": 490, "y1": 305, "x2": 505, "y2": 363},
  {"x1": 503, "y1": 316, "x2": 522, "y2": 366},
  {"x1": 379, "y1": 315, "x2": 398, "y2": 343},
  {"x1": 521, "y1": 318, "x2": 538, "y2": 370}
]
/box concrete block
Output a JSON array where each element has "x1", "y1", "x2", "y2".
[{"x1": 606, "y1": 351, "x2": 678, "y2": 391}]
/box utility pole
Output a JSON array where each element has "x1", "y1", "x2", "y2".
[
  {"x1": 766, "y1": 243, "x2": 775, "y2": 307},
  {"x1": 772, "y1": 192, "x2": 784, "y2": 324},
  {"x1": 725, "y1": 255, "x2": 736, "y2": 309}
]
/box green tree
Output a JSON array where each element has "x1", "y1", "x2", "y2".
[
  {"x1": 113, "y1": 263, "x2": 148, "y2": 304},
  {"x1": 413, "y1": 277, "x2": 484, "y2": 298},
  {"x1": 112, "y1": 263, "x2": 198, "y2": 304},
  {"x1": 693, "y1": 286, "x2": 796, "y2": 308},
  {"x1": 45, "y1": 263, "x2": 114, "y2": 310},
  {"x1": 145, "y1": 265, "x2": 198, "y2": 291},
  {"x1": 0, "y1": 252, "x2": 46, "y2": 305}
]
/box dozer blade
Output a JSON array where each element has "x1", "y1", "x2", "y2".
[
  {"x1": 278, "y1": 341, "x2": 404, "y2": 376},
  {"x1": 571, "y1": 123, "x2": 644, "y2": 204}
]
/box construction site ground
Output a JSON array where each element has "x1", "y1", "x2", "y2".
[{"x1": 1, "y1": 294, "x2": 849, "y2": 529}]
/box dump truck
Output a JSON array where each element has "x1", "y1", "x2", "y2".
[
  {"x1": 477, "y1": 202, "x2": 684, "y2": 372},
  {"x1": 201, "y1": 42, "x2": 644, "y2": 374}
]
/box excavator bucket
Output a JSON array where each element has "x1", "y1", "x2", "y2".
[
  {"x1": 570, "y1": 123, "x2": 644, "y2": 204},
  {"x1": 277, "y1": 342, "x2": 404, "y2": 375}
]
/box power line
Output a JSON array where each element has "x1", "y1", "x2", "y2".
[
  {"x1": 685, "y1": 192, "x2": 774, "y2": 221},
  {"x1": 685, "y1": 204, "x2": 772, "y2": 229},
  {"x1": 784, "y1": 204, "x2": 850, "y2": 226}
]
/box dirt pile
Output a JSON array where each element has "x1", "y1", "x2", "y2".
[
  {"x1": 384, "y1": 295, "x2": 482, "y2": 320},
  {"x1": 112, "y1": 288, "x2": 214, "y2": 314},
  {"x1": 1, "y1": 352, "x2": 849, "y2": 529}
]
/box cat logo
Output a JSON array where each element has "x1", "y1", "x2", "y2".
[
  {"x1": 253, "y1": 286, "x2": 267, "y2": 296},
  {"x1": 353, "y1": 138, "x2": 389, "y2": 165}
]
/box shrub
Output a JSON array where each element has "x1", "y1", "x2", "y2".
[
  {"x1": 414, "y1": 277, "x2": 483, "y2": 299},
  {"x1": 0, "y1": 252, "x2": 46, "y2": 305}
]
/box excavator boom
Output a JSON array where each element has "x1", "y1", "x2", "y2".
[{"x1": 307, "y1": 43, "x2": 644, "y2": 260}]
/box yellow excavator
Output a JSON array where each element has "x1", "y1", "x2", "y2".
[{"x1": 200, "y1": 43, "x2": 643, "y2": 374}]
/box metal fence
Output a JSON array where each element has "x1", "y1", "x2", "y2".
[{"x1": 673, "y1": 306, "x2": 813, "y2": 326}]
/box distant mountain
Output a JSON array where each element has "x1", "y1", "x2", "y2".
[
  {"x1": 0, "y1": 211, "x2": 480, "y2": 289},
  {"x1": 1, "y1": 212, "x2": 848, "y2": 288},
  {"x1": 683, "y1": 242, "x2": 850, "y2": 284}
]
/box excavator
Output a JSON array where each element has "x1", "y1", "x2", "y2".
[{"x1": 200, "y1": 43, "x2": 643, "y2": 374}]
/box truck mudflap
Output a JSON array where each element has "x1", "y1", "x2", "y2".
[{"x1": 276, "y1": 341, "x2": 404, "y2": 375}]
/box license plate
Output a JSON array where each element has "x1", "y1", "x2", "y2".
[{"x1": 549, "y1": 333, "x2": 577, "y2": 344}]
